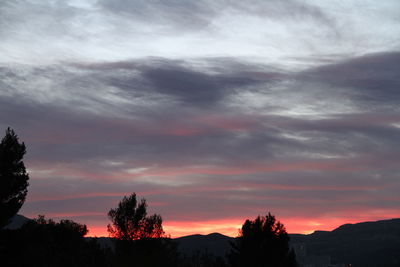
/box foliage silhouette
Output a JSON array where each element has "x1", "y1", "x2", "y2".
[
  {"x1": 0, "y1": 215, "x2": 110, "y2": 267},
  {"x1": 180, "y1": 250, "x2": 228, "y2": 267},
  {"x1": 107, "y1": 192, "x2": 164, "y2": 240},
  {"x1": 229, "y1": 212, "x2": 297, "y2": 267},
  {"x1": 0, "y1": 128, "x2": 29, "y2": 228}
]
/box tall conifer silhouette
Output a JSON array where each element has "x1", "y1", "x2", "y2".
[{"x1": 0, "y1": 128, "x2": 29, "y2": 228}]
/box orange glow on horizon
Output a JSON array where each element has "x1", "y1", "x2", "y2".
[
  {"x1": 87, "y1": 226, "x2": 110, "y2": 238},
  {"x1": 163, "y1": 220, "x2": 242, "y2": 238},
  {"x1": 85, "y1": 214, "x2": 400, "y2": 238},
  {"x1": 85, "y1": 220, "x2": 242, "y2": 238}
]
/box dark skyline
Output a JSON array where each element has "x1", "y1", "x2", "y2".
[{"x1": 1, "y1": 0, "x2": 399, "y2": 237}]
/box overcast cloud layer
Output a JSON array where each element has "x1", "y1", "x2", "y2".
[{"x1": 1, "y1": 0, "x2": 400, "y2": 236}]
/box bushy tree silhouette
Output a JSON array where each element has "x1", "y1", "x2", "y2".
[
  {"x1": 108, "y1": 193, "x2": 182, "y2": 267},
  {"x1": 0, "y1": 128, "x2": 29, "y2": 228},
  {"x1": 107, "y1": 193, "x2": 164, "y2": 240},
  {"x1": 34, "y1": 215, "x2": 89, "y2": 237},
  {"x1": 229, "y1": 212, "x2": 297, "y2": 267}
]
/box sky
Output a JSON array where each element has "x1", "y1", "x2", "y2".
[{"x1": 1, "y1": 0, "x2": 400, "y2": 237}]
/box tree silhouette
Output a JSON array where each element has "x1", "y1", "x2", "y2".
[
  {"x1": 229, "y1": 212, "x2": 297, "y2": 267},
  {"x1": 107, "y1": 193, "x2": 164, "y2": 240},
  {"x1": 0, "y1": 128, "x2": 29, "y2": 228}
]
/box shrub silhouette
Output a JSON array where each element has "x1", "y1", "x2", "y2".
[
  {"x1": 0, "y1": 215, "x2": 110, "y2": 267},
  {"x1": 229, "y1": 212, "x2": 297, "y2": 267},
  {"x1": 0, "y1": 128, "x2": 29, "y2": 228},
  {"x1": 113, "y1": 237, "x2": 181, "y2": 267}
]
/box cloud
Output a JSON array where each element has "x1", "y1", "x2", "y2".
[
  {"x1": 1, "y1": 0, "x2": 399, "y2": 65},
  {"x1": 2, "y1": 53, "x2": 399, "y2": 167},
  {"x1": 98, "y1": 0, "x2": 216, "y2": 31},
  {"x1": 98, "y1": 0, "x2": 336, "y2": 33},
  {"x1": 1, "y1": 2, "x2": 399, "y2": 235}
]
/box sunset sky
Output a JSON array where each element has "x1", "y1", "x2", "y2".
[{"x1": 1, "y1": 0, "x2": 400, "y2": 237}]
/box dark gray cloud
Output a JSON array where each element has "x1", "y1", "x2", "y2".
[
  {"x1": 297, "y1": 52, "x2": 400, "y2": 109},
  {"x1": 72, "y1": 58, "x2": 282, "y2": 107},
  {"x1": 141, "y1": 65, "x2": 263, "y2": 106}
]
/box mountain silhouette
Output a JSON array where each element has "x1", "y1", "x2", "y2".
[
  {"x1": 291, "y1": 218, "x2": 400, "y2": 267},
  {"x1": 175, "y1": 232, "x2": 233, "y2": 258},
  {"x1": 3, "y1": 214, "x2": 31, "y2": 229}
]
